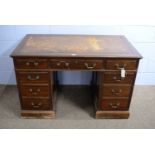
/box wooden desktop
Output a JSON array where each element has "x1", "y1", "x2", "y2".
[{"x1": 11, "y1": 34, "x2": 142, "y2": 119}]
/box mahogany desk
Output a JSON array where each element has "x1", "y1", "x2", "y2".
[{"x1": 11, "y1": 35, "x2": 142, "y2": 119}]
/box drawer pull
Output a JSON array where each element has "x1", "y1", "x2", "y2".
[
  {"x1": 26, "y1": 61, "x2": 39, "y2": 66},
  {"x1": 27, "y1": 75, "x2": 40, "y2": 81},
  {"x1": 31, "y1": 102, "x2": 42, "y2": 108},
  {"x1": 113, "y1": 75, "x2": 127, "y2": 82},
  {"x1": 34, "y1": 62, "x2": 39, "y2": 66},
  {"x1": 29, "y1": 88, "x2": 33, "y2": 92},
  {"x1": 26, "y1": 62, "x2": 30, "y2": 66},
  {"x1": 109, "y1": 102, "x2": 120, "y2": 109},
  {"x1": 113, "y1": 76, "x2": 122, "y2": 82},
  {"x1": 57, "y1": 61, "x2": 70, "y2": 67},
  {"x1": 84, "y1": 63, "x2": 96, "y2": 69},
  {"x1": 111, "y1": 88, "x2": 122, "y2": 95},
  {"x1": 115, "y1": 63, "x2": 127, "y2": 70},
  {"x1": 29, "y1": 88, "x2": 41, "y2": 95}
]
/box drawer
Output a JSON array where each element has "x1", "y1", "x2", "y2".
[
  {"x1": 14, "y1": 58, "x2": 48, "y2": 69},
  {"x1": 103, "y1": 72, "x2": 135, "y2": 84},
  {"x1": 106, "y1": 59, "x2": 137, "y2": 70},
  {"x1": 21, "y1": 98, "x2": 52, "y2": 110},
  {"x1": 102, "y1": 85, "x2": 131, "y2": 97},
  {"x1": 50, "y1": 59, "x2": 76, "y2": 69},
  {"x1": 17, "y1": 72, "x2": 50, "y2": 83},
  {"x1": 101, "y1": 99, "x2": 129, "y2": 111},
  {"x1": 50, "y1": 59, "x2": 103, "y2": 70},
  {"x1": 20, "y1": 85, "x2": 50, "y2": 97}
]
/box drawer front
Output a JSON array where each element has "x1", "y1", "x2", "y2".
[
  {"x1": 20, "y1": 85, "x2": 50, "y2": 97},
  {"x1": 106, "y1": 59, "x2": 137, "y2": 70},
  {"x1": 21, "y1": 98, "x2": 51, "y2": 110},
  {"x1": 50, "y1": 59, "x2": 76, "y2": 69},
  {"x1": 101, "y1": 99, "x2": 129, "y2": 111},
  {"x1": 103, "y1": 72, "x2": 135, "y2": 84},
  {"x1": 102, "y1": 85, "x2": 131, "y2": 97},
  {"x1": 14, "y1": 58, "x2": 48, "y2": 69},
  {"x1": 17, "y1": 72, "x2": 49, "y2": 83},
  {"x1": 50, "y1": 59, "x2": 103, "y2": 70}
]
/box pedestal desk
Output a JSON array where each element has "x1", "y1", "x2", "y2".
[{"x1": 11, "y1": 35, "x2": 142, "y2": 119}]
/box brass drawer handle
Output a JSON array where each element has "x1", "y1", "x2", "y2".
[
  {"x1": 111, "y1": 88, "x2": 122, "y2": 95},
  {"x1": 26, "y1": 62, "x2": 30, "y2": 66},
  {"x1": 115, "y1": 63, "x2": 127, "y2": 70},
  {"x1": 27, "y1": 75, "x2": 40, "y2": 81},
  {"x1": 31, "y1": 102, "x2": 42, "y2": 108},
  {"x1": 29, "y1": 88, "x2": 41, "y2": 95},
  {"x1": 109, "y1": 102, "x2": 120, "y2": 109},
  {"x1": 113, "y1": 76, "x2": 122, "y2": 82},
  {"x1": 84, "y1": 63, "x2": 96, "y2": 69},
  {"x1": 113, "y1": 74, "x2": 127, "y2": 82},
  {"x1": 34, "y1": 62, "x2": 39, "y2": 66},
  {"x1": 26, "y1": 61, "x2": 39, "y2": 66},
  {"x1": 56, "y1": 61, "x2": 70, "y2": 67}
]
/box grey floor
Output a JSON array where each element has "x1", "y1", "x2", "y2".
[{"x1": 0, "y1": 85, "x2": 155, "y2": 129}]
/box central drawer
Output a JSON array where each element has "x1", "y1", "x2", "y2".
[
  {"x1": 20, "y1": 85, "x2": 50, "y2": 97},
  {"x1": 50, "y1": 59, "x2": 104, "y2": 70},
  {"x1": 102, "y1": 85, "x2": 131, "y2": 97}
]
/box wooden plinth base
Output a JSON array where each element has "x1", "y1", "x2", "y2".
[
  {"x1": 95, "y1": 111, "x2": 129, "y2": 119},
  {"x1": 21, "y1": 110, "x2": 56, "y2": 119}
]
